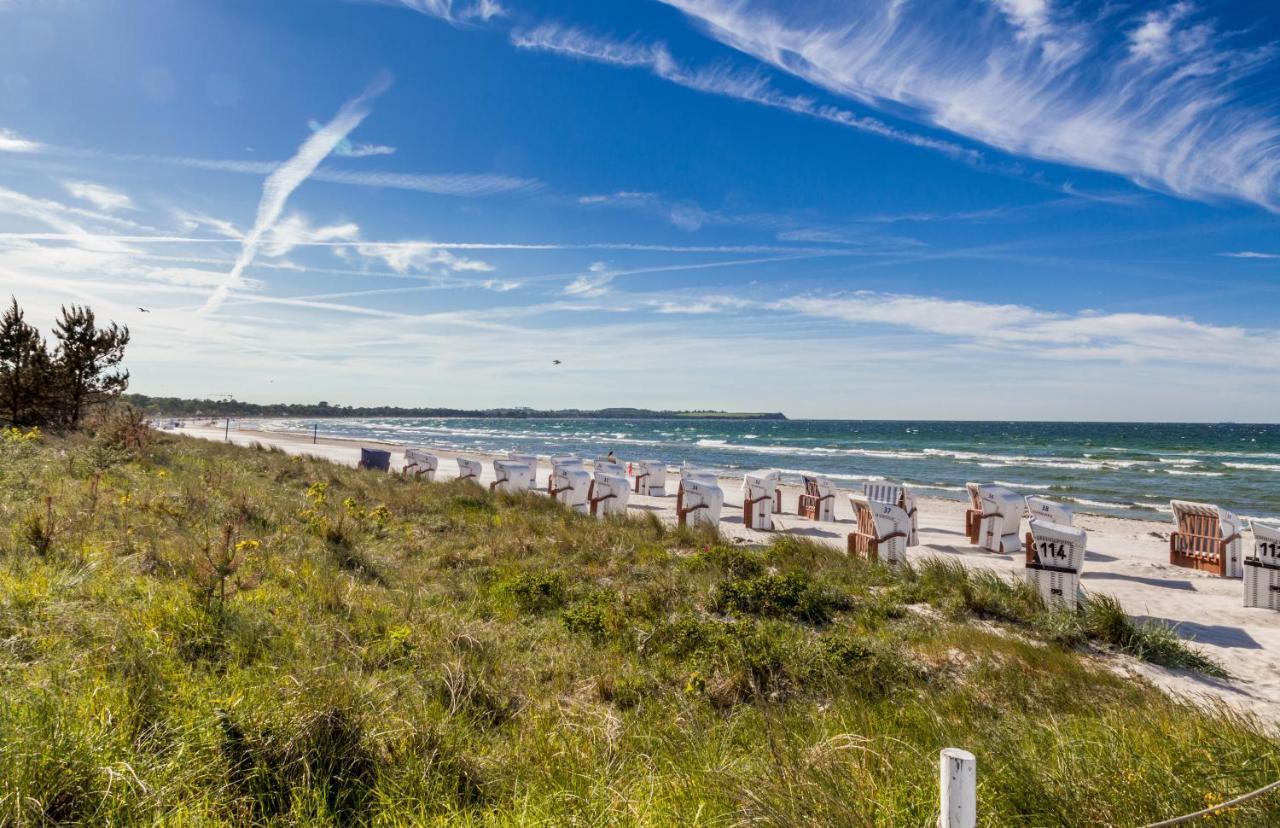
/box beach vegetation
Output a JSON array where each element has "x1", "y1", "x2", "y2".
[{"x1": 0, "y1": 432, "x2": 1274, "y2": 825}]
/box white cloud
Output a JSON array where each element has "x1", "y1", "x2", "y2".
[
  {"x1": 0, "y1": 128, "x2": 42, "y2": 153},
  {"x1": 1220, "y1": 251, "x2": 1279, "y2": 260},
  {"x1": 353, "y1": 241, "x2": 494, "y2": 274},
  {"x1": 202, "y1": 73, "x2": 392, "y2": 314},
  {"x1": 360, "y1": 0, "x2": 504, "y2": 24},
  {"x1": 262, "y1": 213, "x2": 360, "y2": 257},
  {"x1": 512, "y1": 24, "x2": 981, "y2": 163},
  {"x1": 564, "y1": 261, "x2": 614, "y2": 297},
  {"x1": 658, "y1": 0, "x2": 1280, "y2": 211},
  {"x1": 61, "y1": 180, "x2": 134, "y2": 212},
  {"x1": 307, "y1": 119, "x2": 396, "y2": 158},
  {"x1": 776, "y1": 291, "x2": 1280, "y2": 367}
]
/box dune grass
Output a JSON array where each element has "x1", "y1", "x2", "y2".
[{"x1": 0, "y1": 426, "x2": 1277, "y2": 825}]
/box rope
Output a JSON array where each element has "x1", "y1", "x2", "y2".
[{"x1": 1140, "y1": 778, "x2": 1280, "y2": 827}]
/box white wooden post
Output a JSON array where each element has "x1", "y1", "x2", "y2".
[{"x1": 939, "y1": 748, "x2": 976, "y2": 828}]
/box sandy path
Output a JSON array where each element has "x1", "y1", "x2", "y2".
[{"x1": 175, "y1": 424, "x2": 1280, "y2": 726}]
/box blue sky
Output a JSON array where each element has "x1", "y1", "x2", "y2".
[{"x1": 0, "y1": 0, "x2": 1277, "y2": 420}]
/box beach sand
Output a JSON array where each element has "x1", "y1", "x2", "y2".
[{"x1": 177, "y1": 424, "x2": 1280, "y2": 725}]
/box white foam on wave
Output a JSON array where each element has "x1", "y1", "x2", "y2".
[
  {"x1": 1223, "y1": 462, "x2": 1280, "y2": 472},
  {"x1": 1067, "y1": 497, "x2": 1133, "y2": 510},
  {"x1": 1166, "y1": 469, "x2": 1225, "y2": 477},
  {"x1": 993, "y1": 480, "x2": 1050, "y2": 491}
]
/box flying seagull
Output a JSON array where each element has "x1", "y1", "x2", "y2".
[
  {"x1": 552, "y1": 359, "x2": 562, "y2": 366},
  {"x1": 138, "y1": 307, "x2": 151, "y2": 313}
]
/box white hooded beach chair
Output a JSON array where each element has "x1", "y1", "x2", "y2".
[
  {"x1": 1169, "y1": 500, "x2": 1243, "y2": 577},
  {"x1": 490, "y1": 460, "x2": 532, "y2": 493},
  {"x1": 1025, "y1": 518, "x2": 1087, "y2": 610},
  {"x1": 676, "y1": 466, "x2": 718, "y2": 515},
  {"x1": 798, "y1": 475, "x2": 836, "y2": 522},
  {"x1": 403, "y1": 449, "x2": 438, "y2": 481},
  {"x1": 863, "y1": 482, "x2": 918, "y2": 546},
  {"x1": 1025, "y1": 496, "x2": 1072, "y2": 526},
  {"x1": 633, "y1": 459, "x2": 667, "y2": 496},
  {"x1": 1244, "y1": 522, "x2": 1280, "y2": 610},
  {"x1": 742, "y1": 470, "x2": 780, "y2": 531},
  {"x1": 508, "y1": 454, "x2": 539, "y2": 489},
  {"x1": 847, "y1": 494, "x2": 910, "y2": 566},
  {"x1": 589, "y1": 469, "x2": 631, "y2": 517},
  {"x1": 970, "y1": 484, "x2": 1022, "y2": 554},
  {"x1": 456, "y1": 457, "x2": 482, "y2": 483},
  {"x1": 678, "y1": 477, "x2": 723, "y2": 528},
  {"x1": 548, "y1": 458, "x2": 590, "y2": 512}
]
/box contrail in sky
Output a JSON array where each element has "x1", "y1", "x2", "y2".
[{"x1": 201, "y1": 72, "x2": 393, "y2": 314}]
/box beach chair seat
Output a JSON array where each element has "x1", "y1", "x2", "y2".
[
  {"x1": 490, "y1": 460, "x2": 532, "y2": 493},
  {"x1": 847, "y1": 494, "x2": 910, "y2": 565},
  {"x1": 508, "y1": 454, "x2": 539, "y2": 489},
  {"x1": 1025, "y1": 496, "x2": 1072, "y2": 526},
  {"x1": 1244, "y1": 522, "x2": 1280, "y2": 610},
  {"x1": 1025, "y1": 518, "x2": 1087, "y2": 610},
  {"x1": 678, "y1": 477, "x2": 723, "y2": 528},
  {"x1": 589, "y1": 470, "x2": 630, "y2": 517},
  {"x1": 596, "y1": 456, "x2": 623, "y2": 473},
  {"x1": 549, "y1": 461, "x2": 591, "y2": 512},
  {"x1": 403, "y1": 449, "x2": 437, "y2": 481},
  {"x1": 970, "y1": 484, "x2": 1022, "y2": 554},
  {"x1": 1169, "y1": 500, "x2": 1243, "y2": 577},
  {"x1": 456, "y1": 457, "x2": 482, "y2": 483},
  {"x1": 798, "y1": 475, "x2": 836, "y2": 522},
  {"x1": 742, "y1": 470, "x2": 780, "y2": 531},
  {"x1": 633, "y1": 459, "x2": 667, "y2": 496},
  {"x1": 358, "y1": 448, "x2": 391, "y2": 472},
  {"x1": 863, "y1": 481, "x2": 919, "y2": 545}
]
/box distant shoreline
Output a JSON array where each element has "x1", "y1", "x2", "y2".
[{"x1": 127, "y1": 395, "x2": 787, "y2": 421}]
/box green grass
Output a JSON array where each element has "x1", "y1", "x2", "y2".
[{"x1": 0, "y1": 425, "x2": 1277, "y2": 825}]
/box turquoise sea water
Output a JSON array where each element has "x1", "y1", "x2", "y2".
[{"x1": 251, "y1": 418, "x2": 1280, "y2": 520}]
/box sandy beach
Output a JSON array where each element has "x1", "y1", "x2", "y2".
[{"x1": 177, "y1": 423, "x2": 1280, "y2": 725}]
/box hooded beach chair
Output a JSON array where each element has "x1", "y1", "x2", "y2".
[
  {"x1": 1169, "y1": 500, "x2": 1243, "y2": 577},
  {"x1": 678, "y1": 477, "x2": 723, "y2": 528},
  {"x1": 490, "y1": 460, "x2": 532, "y2": 493},
  {"x1": 1244, "y1": 522, "x2": 1280, "y2": 611},
  {"x1": 969, "y1": 484, "x2": 1022, "y2": 554},
  {"x1": 863, "y1": 482, "x2": 918, "y2": 545},
  {"x1": 676, "y1": 466, "x2": 718, "y2": 515},
  {"x1": 456, "y1": 457, "x2": 482, "y2": 483},
  {"x1": 742, "y1": 470, "x2": 780, "y2": 531},
  {"x1": 403, "y1": 449, "x2": 437, "y2": 481},
  {"x1": 589, "y1": 469, "x2": 631, "y2": 517},
  {"x1": 633, "y1": 459, "x2": 668, "y2": 496},
  {"x1": 964, "y1": 483, "x2": 983, "y2": 543},
  {"x1": 1025, "y1": 496, "x2": 1072, "y2": 526},
  {"x1": 1025, "y1": 518, "x2": 1087, "y2": 610},
  {"x1": 548, "y1": 459, "x2": 591, "y2": 513},
  {"x1": 508, "y1": 454, "x2": 540, "y2": 489},
  {"x1": 358, "y1": 448, "x2": 391, "y2": 472},
  {"x1": 798, "y1": 475, "x2": 836, "y2": 522},
  {"x1": 847, "y1": 494, "x2": 910, "y2": 565}
]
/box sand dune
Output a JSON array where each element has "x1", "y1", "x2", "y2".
[{"x1": 177, "y1": 424, "x2": 1280, "y2": 726}]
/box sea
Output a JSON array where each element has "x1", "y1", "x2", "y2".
[{"x1": 248, "y1": 418, "x2": 1280, "y2": 521}]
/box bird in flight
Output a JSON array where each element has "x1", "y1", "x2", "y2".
[
  {"x1": 138, "y1": 307, "x2": 151, "y2": 313},
  {"x1": 552, "y1": 360, "x2": 562, "y2": 366}
]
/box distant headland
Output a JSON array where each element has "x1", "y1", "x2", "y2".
[{"x1": 125, "y1": 395, "x2": 788, "y2": 421}]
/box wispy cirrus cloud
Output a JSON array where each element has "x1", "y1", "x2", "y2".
[
  {"x1": 776, "y1": 292, "x2": 1280, "y2": 368},
  {"x1": 0, "y1": 128, "x2": 43, "y2": 153},
  {"x1": 1220, "y1": 251, "x2": 1279, "y2": 260},
  {"x1": 511, "y1": 24, "x2": 981, "y2": 163},
  {"x1": 307, "y1": 119, "x2": 396, "y2": 157},
  {"x1": 61, "y1": 180, "x2": 134, "y2": 212},
  {"x1": 658, "y1": 0, "x2": 1280, "y2": 211},
  {"x1": 355, "y1": 0, "x2": 504, "y2": 24},
  {"x1": 202, "y1": 73, "x2": 392, "y2": 314}
]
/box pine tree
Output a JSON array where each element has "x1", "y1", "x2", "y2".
[
  {"x1": 0, "y1": 298, "x2": 53, "y2": 426},
  {"x1": 52, "y1": 304, "x2": 130, "y2": 427}
]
